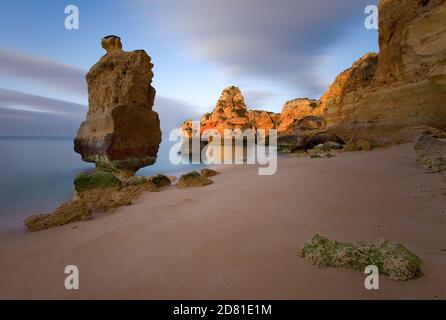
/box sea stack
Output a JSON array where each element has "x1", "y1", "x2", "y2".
[
  {"x1": 74, "y1": 36, "x2": 161, "y2": 179},
  {"x1": 181, "y1": 86, "x2": 280, "y2": 136}
]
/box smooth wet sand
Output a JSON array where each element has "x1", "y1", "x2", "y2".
[{"x1": 0, "y1": 144, "x2": 445, "y2": 299}]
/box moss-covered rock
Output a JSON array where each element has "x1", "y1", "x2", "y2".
[
  {"x1": 74, "y1": 170, "x2": 122, "y2": 192},
  {"x1": 24, "y1": 200, "x2": 92, "y2": 232},
  {"x1": 298, "y1": 234, "x2": 422, "y2": 281},
  {"x1": 200, "y1": 168, "x2": 219, "y2": 178},
  {"x1": 177, "y1": 171, "x2": 213, "y2": 188},
  {"x1": 150, "y1": 174, "x2": 172, "y2": 188}
]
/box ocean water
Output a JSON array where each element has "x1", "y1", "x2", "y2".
[{"x1": 0, "y1": 137, "x2": 202, "y2": 230}]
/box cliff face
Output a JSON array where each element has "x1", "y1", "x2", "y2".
[
  {"x1": 317, "y1": 0, "x2": 446, "y2": 145},
  {"x1": 312, "y1": 53, "x2": 379, "y2": 126},
  {"x1": 74, "y1": 36, "x2": 161, "y2": 174},
  {"x1": 278, "y1": 99, "x2": 320, "y2": 133}
]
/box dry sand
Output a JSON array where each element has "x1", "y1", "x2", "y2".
[{"x1": 0, "y1": 144, "x2": 445, "y2": 299}]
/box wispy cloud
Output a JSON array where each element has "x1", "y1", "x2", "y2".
[
  {"x1": 0, "y1": 87, "x2": 200, "y2": 137},
  {"x1": 0, "y1": 88, "x2": 86, "y2": 117},
  {"x1": 0, "y1": 47, "x2": 86, "y2": 95},
  {"x1": 144, "y1": 0, "x2": 376, "y2": 97}
]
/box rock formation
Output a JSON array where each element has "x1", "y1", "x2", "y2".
[
  {"x1": 181, "y1": 86, "x2": 280, "y2": 138},
  {"x1": 74, "y1": 35, "x2": 161, "y2": 178},
  {"x1": 277, "y1": 116, "x2": 326, "y2": 149},
  {"x1": 177, "y1": 171, "x2": 213, "y2": 188},
  {"x1": 199, "y1": 86, "x2": 252, "y2": 134},
  {"x1": 314, "y1": 0, "x2": 446, "y2": 145},
  {"x1": 278, "y1": 98, "x2": 320, "y2": 133},
  {"x1": 312, "y1": 52, "x2": 379, "y2": 127},
  {"x1": 414, "y1": 134, "x2": 446, "y2": 172},
  {"x1": 24, "y1": 172, "x2": 171, "y2": 231},
  {"x1": 298, "y1": 234, "x2": 422, "y2": 281},
  {"x1": 200, "y1": 168, "x2": 220, "y2": 178},
  {"x1": 24, "y1": 36, "x2": 165, "y2": 232},
  {"x1": 248, "y1": 110, "x2": 280, "y2": 135}
]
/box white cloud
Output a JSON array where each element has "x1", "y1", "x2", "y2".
[{"x1": 0, "y1": 47, "x2": 86, "y2": 95}]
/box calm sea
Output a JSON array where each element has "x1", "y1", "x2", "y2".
[{"x1": 0, "y1": 137, "x2": 202, "y2": 230}]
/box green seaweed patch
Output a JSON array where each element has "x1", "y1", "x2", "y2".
[
  {"x1": 150, "y1": 174, "x2": 172, "y2": 188},
  {"x1": 74, "y1": 170, "x2": 122, "y2": 192},
  {"x1": 297, "y1": 234, "x2": 422, "y2": 281},
  {"x1": 177, "y1": 171, "x2": 213, "y2": 188}
]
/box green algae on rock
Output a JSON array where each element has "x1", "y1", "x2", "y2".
[
  {"x1": 297, "y1": 234, "x2": 422, "y2": 281},
  {"x1": 74, "y1": 170, "x2": 122, "y2": 192},
  {"x1": 177, "y1": 171, "x2": 213, "y2": 188},
  {"x1": 149, "y1": 174, "x2": 172, "y2": 188}
]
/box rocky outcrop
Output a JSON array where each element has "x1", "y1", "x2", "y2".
[
  {"x1": 248, "y1": 110, "x2": 280, "y2": 134},
  {"x1": 298, "y1": 234, "x2": 422, "y2": 281},
  {"x1": 24, "y1": 172, "x2": 171, "y2": 231},
  {"x1": 149, "y1": 174, "x2": 172, "y2": 188},
  {"x1": 201, "y1": 168, "x2": 220, "y2": 178},
  {"x1": 278, "y1": 116, "x2": 327, "y2": 149},
  {"x1": 414, "y1": 134, "x2": 446, "y2": 172},
  {"x1": 24, "y1": 201, "x2": 92, "y2": 232},
  {"x1": 177, "y1": 171, "x2": 213, "y2": 188},
  {"x1": 278, "y1": 98, "x2": 320, "y2": 133},
  {"x1": 304, "y1": 133, "x2": 345, "y2": 150},
  {"x1": 314, "y1": 0, "x2": 446, "y2": 145},
  {"x1": 25, "y1": 37, "x2": 165, "y2": 232},
  {"x1": 312, "y1": 52, "x2": 379, "y2": 126},
  {"x1": 181, "y1": 86, "x2": 280, "y2": 138},
  {"x1": 74, "y1": 36, "x2": 161, "y2": 177},
  {"x1": 198, "y1": 86, "x2": 252, "y2": 134}
]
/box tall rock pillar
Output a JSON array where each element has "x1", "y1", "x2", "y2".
[{"x1": 74, "y1": 36, "x2": 162, "y2": 178}]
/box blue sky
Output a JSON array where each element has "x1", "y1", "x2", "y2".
[{"x1": 0, "y1": 0, "x2": 378, "y2": 136}]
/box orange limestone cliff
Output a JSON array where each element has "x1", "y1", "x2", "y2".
[
  {"x1": 314, "y1": 0, "x2": 446, "y2": 145},
  {"x1": 181, "y1": 86, "x2": 280, "y2": 137},
  {"x1": 278, "y1": 98, "x2": 321, "y2": 134}
]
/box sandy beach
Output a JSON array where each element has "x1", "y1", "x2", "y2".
[{"x1": 0, "y1": 144, "x2": 445, "y2": 299}]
